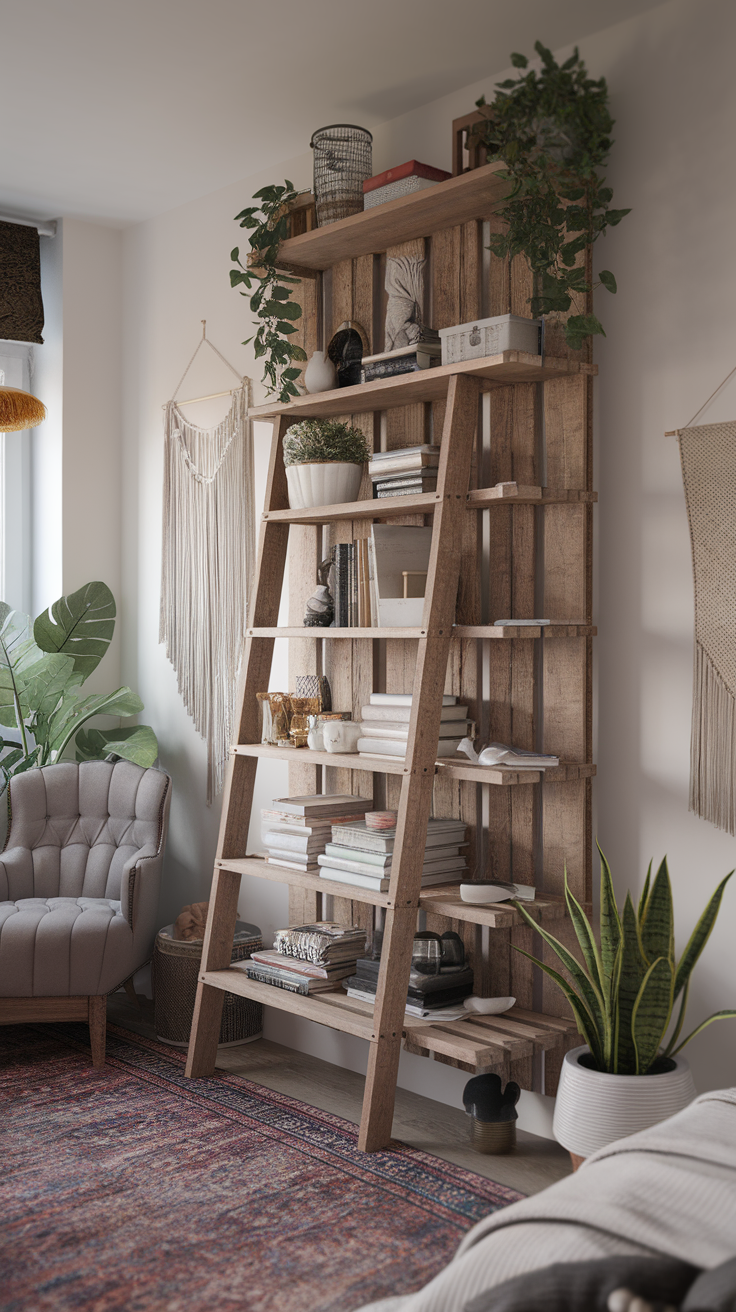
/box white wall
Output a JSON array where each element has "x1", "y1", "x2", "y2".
[{"x1": 117, "y1": 0, "x2": 736, "y2": 1134}]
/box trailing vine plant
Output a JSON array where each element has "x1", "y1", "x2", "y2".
[
  {"x1": 230, "y1": 181, "x2": 307, "y2": 403},
  {"x1": 467, "y1": 42, "x2": 630, "y2": 350}
]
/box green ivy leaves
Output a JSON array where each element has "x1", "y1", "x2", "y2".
[
  {"x1": 471, "y1": 41, "x2": 631, "y2": 350},
  {"x1": 230, "y1": 180, "x2": 307, "y2": 403}
]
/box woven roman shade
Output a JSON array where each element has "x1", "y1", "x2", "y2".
[{"x1": 0, "y1": 221, "x2": 44, "y2": 344}]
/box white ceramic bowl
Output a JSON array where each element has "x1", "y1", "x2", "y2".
[
  {"x1": 286, "y1": 462, "x2": 363, "y2": 509},
  {"x1": 553, "y1": 1045, "x2": 696, "y2": 1158}
]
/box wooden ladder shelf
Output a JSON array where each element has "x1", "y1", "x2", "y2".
[{"x1": 186, "y1": 170, "x2": 593, "y2": 1152}]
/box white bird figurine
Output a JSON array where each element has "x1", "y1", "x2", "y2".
[
  {"x1": 457, "y1": 737, "x2": 483, "y2": 763},
  {"x1": 456, "y1": 739, "x2": 560, "y2": 769}
]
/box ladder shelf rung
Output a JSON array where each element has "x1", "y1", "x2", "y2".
[{"x1": 215, "y1": 856, "x2": 568, "y2": 926}]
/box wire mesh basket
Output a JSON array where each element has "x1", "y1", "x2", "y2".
[
  {"x1": 153, "y1": 920, "x2": 263, "y2": 1047},
  {"x1": 310, "y1": 124, "x2": 373, "y2": 227}
]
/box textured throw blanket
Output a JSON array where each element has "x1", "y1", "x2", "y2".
[
  {"x1": 357, "y1": 1090, "x2": 736, "y2": 1312},
  {"x1": 679, "y1": 423, "x2": 736, "y2": 834}
]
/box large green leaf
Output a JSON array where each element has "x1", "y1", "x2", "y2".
[
  {"x1": 598, "y1": 844, "x2": 622, "y2": 985},
  {"x1": 639, "y1": 857, "x2": 674, "y2": 967},
  {"x1": 512, "y1": 944, "x2": 604, "y2": 1067},
  {"x1": 671, "y1": 1010, "x2": 736, "y2": 1055},
  {"x1": 631, "y1": 956, "x2": 673, "y2": 1074},
  {"x1": 75, "y1": 725, "x2": 158, "y2": 768},
  {"x1": 638, "y1": 860, "x2": 652, "y2": 925},
  {"x1": 0, "y1": 604, "x2": 36, "y2": 732},
  {"x1": 18, "y1": 653, "x2": 82, "y2": 720},
  {"x1": 513, "y1": 899, "x2": 605, "y2": 1040},
  {"x1": 673, "y1": 872, "x2": 733, "y2": 1000},
  {"x1": 663, "y1": 871, "x2": 734, "y2": 1057},
  {"x1": 564, "y1": 873, "x2": 604, "y2": 995},
  {"x1": 34, "y1": 581, "x2": 115, "y2": 681},
  {"x1": 46, "y1": 687, "x2": 144, "y2": 761},
  {"x1": 616, "y1": 894, "x2": 649, "y2": 1074}
]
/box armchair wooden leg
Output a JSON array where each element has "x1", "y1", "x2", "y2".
[
  {"x1": 122, "y1": 978, "x2": 141, "y2": 1010},
  {"x1": 88, "y1": 995, "x2": 107, "y2": 1068}
]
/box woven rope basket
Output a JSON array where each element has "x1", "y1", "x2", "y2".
[{"x1": 153, "y1": 921, "x2": 263, "y2": 1047}]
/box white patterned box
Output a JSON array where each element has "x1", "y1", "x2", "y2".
[
  {"x1": 439, "y1": 314, "x2": 541, "y2": 364},
  {"x1": 363, "y1": 176, "x2": 441, "y2": 209}
]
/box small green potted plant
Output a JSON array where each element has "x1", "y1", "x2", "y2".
[
  {"x1": 513, "y1": 848, "x2": 736, "y2": 1159},
  {"x1": 283, "y1": 419, "x2": 370, "y2": 509}
]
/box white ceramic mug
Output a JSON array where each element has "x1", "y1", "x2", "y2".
[{"x1": 322, "y1": 720, "x2": 362, "y2": 753}]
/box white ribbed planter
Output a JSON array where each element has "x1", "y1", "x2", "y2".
[
  {"x1": 553, "y1": 1045, "x2": 696, "y2": 1159},
  {"x1": 286, "y1": 462, "x2": 362, "y2": 509}
]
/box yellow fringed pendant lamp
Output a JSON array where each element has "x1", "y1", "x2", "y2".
[{"x1": 0, "y1": 385, "x2": 46, "y2": 431}]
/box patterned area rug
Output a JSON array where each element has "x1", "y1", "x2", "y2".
[{"x1": 0, "y1": 1023, "x2": 522, "y2": 1312}]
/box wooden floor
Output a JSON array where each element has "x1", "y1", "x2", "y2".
[{"x1": 107, "y1": 992, "x2": 571, "y2": 1196}]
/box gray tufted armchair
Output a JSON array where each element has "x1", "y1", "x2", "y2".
[{"x1": 0, "y1": 759, "x2": 171, "y2": 1066}]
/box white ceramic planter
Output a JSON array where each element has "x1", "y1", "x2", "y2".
[
  {"x1": 553, "y1": 1045, "x2": 697, "y2": 1159},
  {"x1": 286, "y1": 461, "x2": 362, "y2": 509}
]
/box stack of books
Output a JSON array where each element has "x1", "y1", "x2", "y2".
[
  {"x1": 357, "y1": 693, "x2": 470, "y2": 760},
  {"x1": 361, "y1": 333, "x2": 441, "y2": 383},
  {"x1": 317, "y1": 815, "x2": 468, "y2": 893},
  {"x1": 344, "y1": 955, "x2": 474, "y2": 1018},
  {"x1": 369, "y1": 445, "x2": 440, "y2": 499},
  {"x1": 261, "y1": 794, "x2": 372, "y2": 872},
  {"x1": 242, "y1": 922, "x2": 367, "y2": 996},
  {"x1": 331, "y1": 540, "x2": 376, "y2": 627}
]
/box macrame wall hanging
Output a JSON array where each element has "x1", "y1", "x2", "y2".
[
  {"x1": 667, "y1": 364, "x2": 736, "y2": 833},
  {"x1": 160, "y1": 322, "x2": 254, "y2": 802}
]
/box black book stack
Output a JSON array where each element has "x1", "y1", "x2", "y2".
[{"x1": 343, "y1": 931, "x2": 474, "y2": 1018}]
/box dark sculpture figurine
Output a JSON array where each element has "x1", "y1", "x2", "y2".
[
  {"x1": 303, "y1": 557, "x2": 335, "y2": 627},
  {"x1": 463, "y1": 1073, "x2": 521, "y2": 1123}
]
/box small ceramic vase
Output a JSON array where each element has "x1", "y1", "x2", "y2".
[
  {"x1": 322, "y1": 720, "x2": 362, "y2": 753},
  {"x1": 304, "y1": 351, "x2": 337, "y2": 394},
  {"x1": 307, "y1": 716, "x2": 324, "y2": 751}
]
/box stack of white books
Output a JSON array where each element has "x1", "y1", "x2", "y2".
[
  {"x1": 357, "y1": 693, "x2": 469, "y2": 761},
  {"x1": 261, "y1": 794, "x2": 372, "y2": 872},
  {"x1": 317, "y1": 816, "x2": 468, "y2": 893}
]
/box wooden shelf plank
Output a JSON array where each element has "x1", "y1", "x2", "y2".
[
  {"x1": 274, "y1": 162, "x2": 511, "y2": 271},
  {"x1": 247, "y1": 626, "x2": 429, "y2": 639},
  {"x1": 418, "y1": 887, "x2": 565, "y2": 927},
  {"x1": 201, "y1": 968, "x2": 379, "y2": 1040},
  {"x1": 245, "y1": 624, "x2": 596, "y2": 640},
  {"x1": 264, "y1": 490, "x2": 441, "y2": 525},
  {"x1": 217, "y1": 855, "x2": 392, "y2": 907},
  {"x1": 402, "y1": 1005, "x2": 580, "y2": 1071},
  {"x1": 436, "y1": 760, "x2": 596, "y2": 784},
  {"x1": 250, "y1": 352, "x2": 595, "y2": 421},
  {"x1": 233, "y1": 742, "x2": 408, "y2": 775},
  {"x1": 467, "y1": 485, "x2": 598, "y2": 507}
]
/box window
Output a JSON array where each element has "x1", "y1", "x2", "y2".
[{"x1": 0, "y1": 341, "x2": 33, "y2": 613}]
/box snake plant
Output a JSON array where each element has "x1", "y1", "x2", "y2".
[{"x1": 513, "y1": 847, "x2": 736, "y2": 1074}]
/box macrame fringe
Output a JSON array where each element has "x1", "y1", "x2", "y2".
[
  {"x1": 159, "y1": 387, "x2": 254, "y2": 803},
  {"x1": 690, "y1": 641, "x2": 736, "y2": 835}
]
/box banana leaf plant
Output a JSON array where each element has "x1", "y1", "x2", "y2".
[
  {"x1": 0, "y1": 581, "x2": 158, "y2": 793},
  {"x1": 513, "y1": 847, "x2": 736, "y2": 1074}
]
